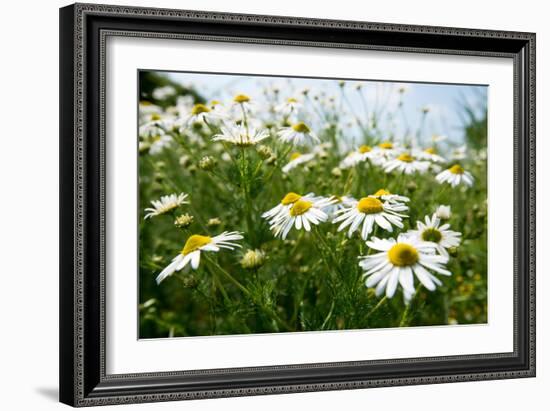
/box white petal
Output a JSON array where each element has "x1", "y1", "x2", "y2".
[
  {"x1": 156, "y1": 255, "x2": 183, "y2": 284},
  {"x1": 375, "y1": 214, "x2": 392, "y2": 231},
  {"x1": 386, "y1": 267, "x2": 400, "y2": 298},
  {"x1": 399, "y1": 266, "x2": 415, "y2": 294},
  {"x1": 190, "y1": 251, "x2": 201, "y2": 270},
  {"x1": 412, "y1": 264, "x2": 436, "y2": 291}
]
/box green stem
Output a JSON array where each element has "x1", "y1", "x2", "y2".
[
  {"x1": 399, "y1": 284, "x2": 423, "y2": 327},
  {"x1": 205, "y1": 255, "x2": 291, "y2": 331},
  {"x1": 240, "y1": 147, "x2": 256, "y2": 245},
  {"x1": 365, "y1": 296, "x2": 388, "y2": 319},
  {"x1": 313, "y1": 229, "x2": 341, "y2": 275}
]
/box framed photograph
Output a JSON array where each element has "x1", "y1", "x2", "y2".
[{"x1": 59, "y1": 3, "x2": 535, "y2": 407}]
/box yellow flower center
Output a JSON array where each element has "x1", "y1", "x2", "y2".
[
  {"x1": 234, "y1": 94, "x2": 251, "y2": 103},
  {"x1": 210, "y1": 100, "x2": 220, "y2": 106},
  {"x1": 359, "y1": 145, "x2": 372, "y2": 153},
  {"x1": 422, "y1": 228, "x2": 442, "y2": 243},
  {"x1": 357, "y1": 197, "x2": 383, "y2": 214},
  {"x1": 379, "y1": 141, "x2": 393, "y2": 149},
  {"x1": 181, "y1": 235, "x2": 212, "y2": 255},
  {"x1": 290, "y1": 200, "x2": 313, "y2": 216},
  {"x1": 281, "y1": 192, "x2": 302, "y2": 205},
  {"x1": 373, "y1": 189, "x2": 391, "y2": 197},
  {"x1": 287, "y1": 97, "x2": 297, "y2": 103},
  {"x1": 191, "y1": 103, "x2": 211, "y2": 115},
  {"x1": 449, "y1": 164, "x2": 465, "y2": 174},
  {"x1": 151, "y1": 113, "x2": 162, "y2": 121},
  {"x1": 388, "y1": 243, "x2": 419, "y2": 266},
  {"x1": 424, "y1": 147, "x2": 436, "y2": 154},
  {"x1": 292, "y1": 122, "x2": 311, "y2": 133},
  {"x1": 290, "y1": 152, "x2": 302, "y2": 160},
  {"x1": 397, "y1": 153, "x2": 414, "y2": 163}
]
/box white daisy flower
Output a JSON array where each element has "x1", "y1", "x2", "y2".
[
  {"x1": 435, "y1": 205, "x2": 452, "y2": 220},
  {"x1": 269, "y1": 196, "x2": 335, "y2": 240},
  {"x1": 186, "y1": 102, "x2": 225, "y2": 125},
  {"x1": 152, "y1": 85, "x2": 176, "y2": 100},
  {"x1": 408, "y1": 214, "x2": 461, "y2": 257},
  {"x1": 175, "y1": 95, "x2": 195, "y2": 115},
  {"x1": 277, "y1": 122, "x2": 320, "y2": 146},
  {"x1": 436, "y1": 164, "x2": 474, "y2": 187},
  {"x1": 144, "y1": 193, "x2": 189, "y2": 219},
  {"x1": 139, "y1": 117, "x2": 167, "y2": 139},
  {"x1": 231, "y1": 93, "x2": 255, "y2": 112},
  {"x1": 370, "y1": 189, "x2": 410, "y2": 205},
  {"x1": 383, "y1": 153, "x2": 430, "y2": 174},
  {"x1": 451, "y1": 145, "x2": 467, "y2": 160},
  {"x1": 413, "y1": 147, "x2": 446, "y2": 163},
  {"x1": 372, "y1": 141, "x2": 401, "y2": 161},
  {"x1": 332, "y1": 196, "x2": 408, "y2": 240},
  {"x1": 139, "y1": 101, "x2": 163, "y2": 121},
  {"x1": 282, "y1": 152, "x2": 316, "y2": 173},
  {"x1": 148, "y1": 134, "x2": 173, "y2": 155},
  {"x1": 261, "y1": 192, "x2": 314, "y2": 226},
  {"x1": 212, "y1": 123, "x2": 270, "y2": 147},
  {"x1": 156, "y1": 231, "x2": 243, "y2": 284},
  {"x1": 322, "y1": 195, "x2": 357, "y2": 220},
  {"x1": 275, "y1": 97, "x2": 302, "y2": 117},
  {"x1": 208, "y1": 100, "x2": 228, "y2": 117},
  {"x1": 339, "y1": 145, "x2": 375, "y2": 169},
  {"x1": 359, "y1": 234, "x2": 451, "y2": 300}
]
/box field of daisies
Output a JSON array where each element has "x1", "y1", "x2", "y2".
[{"x1": 138, "y1": 72, "x2": 488, "y2": 338}]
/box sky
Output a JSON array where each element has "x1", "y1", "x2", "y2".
[{"x1": 165, "y1": 71, "x2": 487, "y2": 148}]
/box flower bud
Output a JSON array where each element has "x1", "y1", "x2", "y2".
[
  {"x1": 435, "y1": 205, "x2": 452, "y2": 220},
  {"x1": 240, "y1": 249, "x2": 266, "y2": 269},
  {"x1": 174, "y1": 213, "x2": 194, "y2": 229},
  {"x1": 198, "y1": 155, "x2": 216, "y2": 171}
]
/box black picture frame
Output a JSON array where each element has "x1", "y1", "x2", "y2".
[{"x1": 59, "y1": 3, "x2": 536, "y2": 407}]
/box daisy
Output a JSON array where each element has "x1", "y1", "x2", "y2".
[
  {"x1": 152, "y1": 85, "x2": 176, "y2": 100},
  {"x1": 269, "y1": 196, "x2": 335, "y2": 240},
  {"x1": 436, "y1": 164, "x2": 474, "y2": 187},
  {"x1": 261, "y1": 192, "x2": 314, "y2": 226},
  {"x1": 451, "y1": 145, "x2": 467, "y2": 160},
  {"x1": 212, "y1": 123, "x2": 270, "y2": 147},
  {"x1": 370, "y1": 189, "x2": 410, "y2": 205},
  {"x1": 232, "y1": 93, "x2": 255, "y2": 112},
  {"x1": 322, "y1": 195, "x2": 357, "y2": 221},
  {"x1": 155, "y1": 231, "x2": 243, "y2": 284},
  {"x1": 148, "y1": 134, "x2": 173, "y2": 155},
  {"x1": 373, "y1": 141, "x2": 401, "y2": 160},
  {"x1": 332, "y1": 196, "x2": 408, "y2": 240},
  {"x1": 208, "y1": 100, "x2": 227, "y2": 117},
  {"x1": 277, "y1": 122, "x2": 320, "y2": 146},
  {"x1": 139, "y1": 101, "x2": 163, "y2": 121},
  {"x1": 144, "y1": 193, "x2": 189, "y2": 219},
  {"x1": 339, "y1": 145, "x2": 375, "y2": 169},
  {"x1": 282, "y1": 152, "x2": 316, "y2": 173},
  {"x1": 408, "y1": 214, "x2": 461, "y2": 257},
  {"x1": 275, "y1": 97, "x2": 302, "y2": 117},
  {"x1": 435, "y1": 205, "x2": 452, "y2": 220},
  {"x1": 139, "y1": 118, "x2": 167, "y2": 139},
  {"x1": 359, "y1": 234, "x2": 451, "y2": 300},
  {"x1": 383, "y1": 153, "x2": 430, "y2": 174},
  {"x1": 413, "y1": 147, "x2": 446, "y2": 163},
  {"x1": 186, "y1": 102, "x2": 224, "y2": 125}
]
